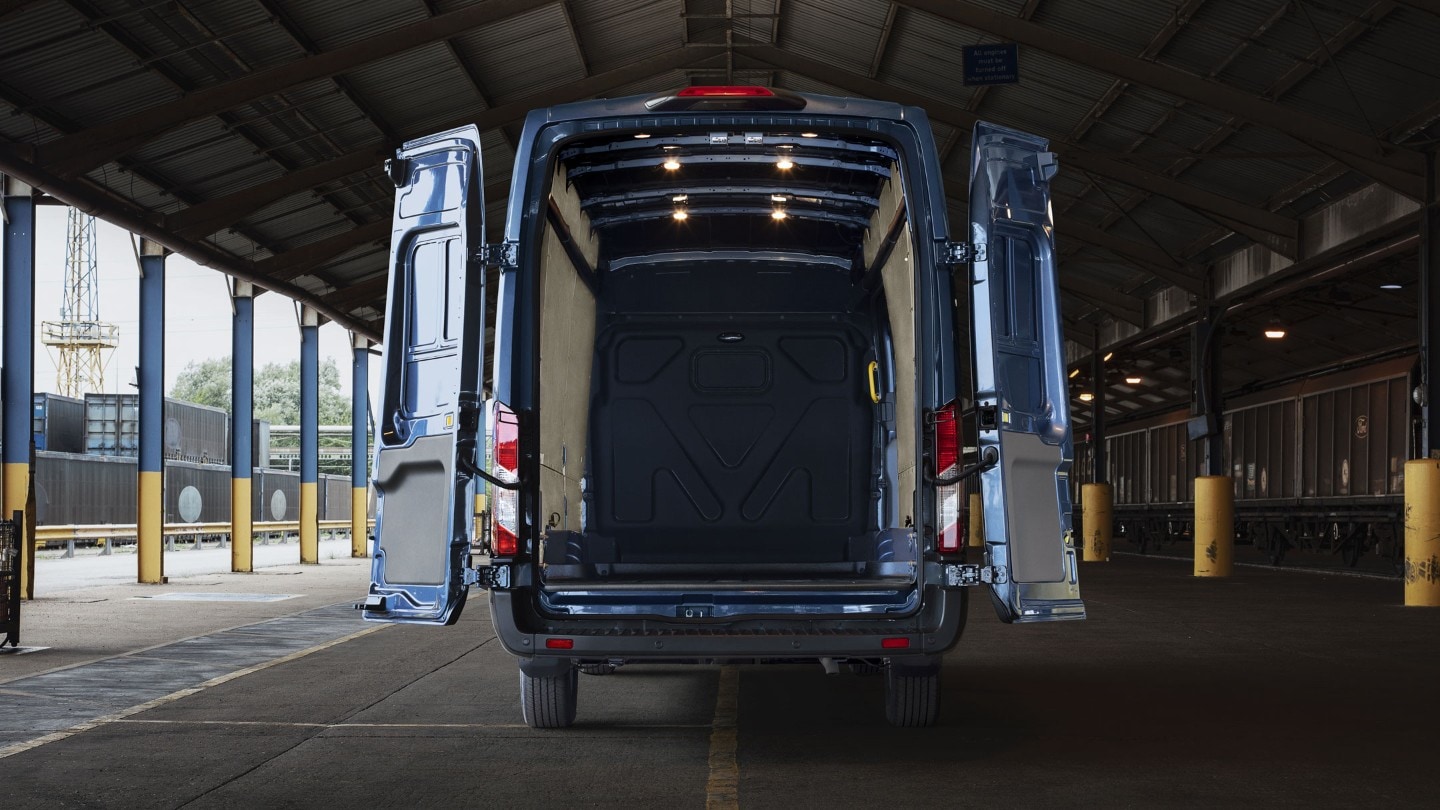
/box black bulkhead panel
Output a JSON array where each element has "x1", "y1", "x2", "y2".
[{"x1": 589, "y1": 262, "x2": 875, "y2": 564}]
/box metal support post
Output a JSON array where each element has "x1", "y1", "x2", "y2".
[
  {"x1": 299, "y1": 305, "x2": 320, "y2": 564},
  {"x1": 231, "y1": 281, "x2": 255, "y2": 572},
  {"x1": 137, "y1": 238, "x2": 167, "y2": 584},
  {"x1": 1084, "y1": 342, "x2": 1112, "y2": 562},
  {"x1": 1191, "y1": 305, "x2": 1225, "y2": 477},
  {"x1": 2, "y1": 177, "x2": 36, "y2": 598},
  {"x1": 1422, "y1": 151, "x2": 1440, "y2": 458},
  {"x1": 351, "y1": 332, "x2": 370, "y2": 558}
]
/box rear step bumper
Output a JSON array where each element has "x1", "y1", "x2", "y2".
[{"x1": 489, "y1": 588, "x2": 966, "y2": 661}]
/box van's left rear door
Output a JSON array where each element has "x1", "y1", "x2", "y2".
[{"x1": 364, "y1": 126, "x2": 486, "y2": 625}]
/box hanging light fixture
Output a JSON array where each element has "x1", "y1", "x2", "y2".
[
  {"x1": 1125, "y1": 374, "x2": 1142, "y2": 385},
  {"x1": 1263, "y1": 318, "x2": 1287, "y2": 339},
  {"x1": 1079, "y1": 392, "x2": 1095, "y2": 402}
]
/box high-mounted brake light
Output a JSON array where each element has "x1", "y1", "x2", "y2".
[
  {"x1": 645, "y1": 86, "x2": 806, "y2": 111},
  {"x1": 934, "y1": 401, "x2": 965, "y2": 553},
  {"x1": 676, "y1": 85, "x2": 775, "y2": 97},
  {"x1": 489, "y1": 401, "x2": 520, "y2": 556}
]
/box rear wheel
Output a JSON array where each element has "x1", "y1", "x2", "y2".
[
  {"x1": 884, "y1": 660, "x2": 940, "y2": 727},
  {"x1": 520, "y1": 662, "x2": 578, "y2": 728}
]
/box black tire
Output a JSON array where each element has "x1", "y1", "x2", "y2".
[
  {"x1": 579, "y1": 662, "x2": 617, "y2": 676},
  {"x1": 884, "y1": 662, "x2": 940, "y2": 727},
  {"x1": 520, "y1": 664, "x2": 578, "y2": 728}
]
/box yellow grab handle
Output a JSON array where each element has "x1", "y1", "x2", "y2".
[{"x1": 867, "y1": 360, "x2": 881, "y2": 404}]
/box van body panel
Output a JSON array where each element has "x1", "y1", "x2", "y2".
[
  {"x1": 364, "y1": 125, "x2": 486, "y2": 625},
  {"x1": 968, "y1": 122, "x2": 1085, "y2": 623},
  {"x1": 367, "y1": 94, "x2": 1082, "y2": 661}
]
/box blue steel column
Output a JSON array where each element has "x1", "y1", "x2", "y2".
[
  {"x1": 299, "y1": 304, "x2": 319, "y2": 563},
  {"x1": 231, "y1": 281, "x2": 255, "y2": 572},
  {"x1": 350, "y1": 332, "x2": 369, "y2": 558},
  {"x1": 137, "y1": 238, "x2": 167, "y2": 584},
  {"x1": 2, "y1": 177, "x2": 36, "y2": 598}
]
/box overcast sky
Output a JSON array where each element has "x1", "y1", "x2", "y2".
[{"x1": 4, "y1": 206, "x2": 380, "y2": 415}]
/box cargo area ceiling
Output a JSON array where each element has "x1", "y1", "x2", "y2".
[{"x1": 0, "y1": 0, "x2": 1435, "y2": 423}]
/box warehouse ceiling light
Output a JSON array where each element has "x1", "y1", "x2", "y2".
[
  {"x1": 1263, "y1": 319, "x2": 1287, "y2": 340},
  {"x1": 1078, "y1": 392, "x2": 1094, "y2": 402},
  {"x1": 1069, "y1": 368, "x2": 1081, "y2": 379},
  {"x1": 1125, "y1": 375, "x2": 1142, "y2": 385}
]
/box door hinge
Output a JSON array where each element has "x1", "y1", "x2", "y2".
[
  {"x1": 479, "y1": 241, "x2": 517, "y2": 269},
  {"x1": 943, "y1": 563, "x2": 1008, "y2": 587},
  {"x1": 947, "y1": 241, "x2": 987, "y2": 264},
  {"x1": 463, "y1": 564, "x2": 511, "y2": 590}
]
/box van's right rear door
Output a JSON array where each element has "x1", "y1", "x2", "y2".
[{"x1": 967, "y1": 122, "x2": 1085, "y2": 623}]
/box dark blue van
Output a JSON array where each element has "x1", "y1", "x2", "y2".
[{"x1": 362, "y1": 87, "x2": 1083, "y2": 728}]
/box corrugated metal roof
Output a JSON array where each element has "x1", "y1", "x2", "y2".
[{"x1": 0, "y1": 0, "x2": 1428, "y2": 395}]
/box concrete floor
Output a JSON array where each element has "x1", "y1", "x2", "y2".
[{"x1": 2, "y1": 554, "x2": 1437, "y2": 807}]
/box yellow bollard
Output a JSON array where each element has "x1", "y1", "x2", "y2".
[
  {"x1": 1194, "y1": 475, "x2": 1234, "y2": 577},
  {"x1": 967, "y1": 492, "x2": 984, "y2": 548},
  {"x1": 1403, "y1": 458, "x2": 1440, "y2": 607},
  {"x1": 1082, "y1": 482, "x2": 1113, "y2": 562}
]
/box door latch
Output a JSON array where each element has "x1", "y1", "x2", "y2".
[
  {"x1": 947, "y1": 241, "x2": 987, "y2": 264},
  {"x1": 943, "y1": 564, "x2": 1008, "y2": 587}
]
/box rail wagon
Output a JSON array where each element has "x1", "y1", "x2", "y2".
[{"x1": 1075, "y1": 354, "x2": 1416, "y2": 571}]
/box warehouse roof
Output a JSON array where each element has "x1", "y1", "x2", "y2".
[{"x1": 0, "y1": 0, "x2": 1435, "y2": 423}]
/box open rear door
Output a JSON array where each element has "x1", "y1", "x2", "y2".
[
  {"x1": 968, "y1": 122, "x2": 1085, "y2": 623},
  {"x1": 365, "y1": 126, "x2": 486, "y2": 624}
]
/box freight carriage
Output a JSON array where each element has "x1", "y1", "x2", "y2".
[
  {"x1": 33, "y1": 452, "x2": 353, "y2": 528},
  {"x1": 1074, "y1": 354, "x2": 1417, "y2": 571}
]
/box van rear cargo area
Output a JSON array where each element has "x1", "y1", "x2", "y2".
[{"x1": 530, "y1": 126, "x2": 923, "y2": 599}]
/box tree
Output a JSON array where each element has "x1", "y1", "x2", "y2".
[{"x1": 171, "y1": 355, "x2": 351, "y2": 425}]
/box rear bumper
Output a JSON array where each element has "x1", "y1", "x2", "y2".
[{"x1": 488, "y1": 586, "x2": 967, "y2": 662}]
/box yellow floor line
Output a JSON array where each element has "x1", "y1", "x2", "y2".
[
  {"x1": 705, "y1": 665, "x2": 740, "y2": 810},
  {"x1": 0, "y1": 624, "x2": 386, "y2": 760}
]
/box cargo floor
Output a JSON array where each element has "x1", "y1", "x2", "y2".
[{"x1": 3, "y1": 555, "x2": 1437, "y2": 807}]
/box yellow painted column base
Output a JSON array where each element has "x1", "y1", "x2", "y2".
[
  {"x1": 352, "y1": 487, "x2": 368, "y2": 558},
  {"x1": 138, "y1": 470, "x2": 165, "y2": 584},
  {"x1": 300, "y1": 481, "x2": 319, "y2": 564},
  {"x1": 1194, "y1": 475, "x2": 1234, "y2": 577},
  {"x1": 232, "y1": 477, "x2": 253, "y2": 573},
  {"x1": 967, "y1": 492, "x2": 984, "y2": 548},
  {"x1": 5, "y1": 462, "x2": 32, "y2": 599},
  {"x1": 1403, "y1": 458, "x2": 1440, "y2": 607},
  {"x1": 1082, "y1": 482, "x2": 1113, "y2": 562}
]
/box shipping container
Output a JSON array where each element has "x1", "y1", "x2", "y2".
[
  {"x1": 32, "y1": 393, "x2": 85, "y2": 453},
  {"x1": 254, "y1": 468, "x2": 301, "y2": 522},
  {"x1": 165, "y1": 399, "x2": 229, "y2": 464},
  {"x1": 34, "y1": 451, "x2": 138, "y2": 525},
  {"x1": 84, "y1": 393, "x2": 139, "y2": 456},
  {"x1": 165, "y1": 460, "x2": 232, "y2": 524}
]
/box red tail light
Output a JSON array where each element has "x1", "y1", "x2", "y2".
[
  {"x1": 545, "y1": 638, "x2": 574, "y2": 650},
  {"x1": 489, "y1": 401, "x2": 520, "y2": 556},
  {"x1": 881, "y1": 637, "x2": 910, "y2": 650},
  {"x1": 677, "y1": 85, "x2": 775, "y2": 97},
  {"x1": 935, "y1": 402, "x2": 960, "y2": 474},
  {"x1": 935, "y1": 400, "x2": 965, "y2": 553}
]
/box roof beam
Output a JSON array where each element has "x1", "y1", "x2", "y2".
[
  {"x1": 738, "y1": 44, "x2": 1297, "y2": 248},
  {"x1": 255, "y1": 220, "x2": 390, "y2": 283},
  {"x1": 1059, "y1": 278, "x2": 1146, "y2": 327},
  {"x1": 323, "y1": 273, "x2": 388, "y2": 310},
  {"x1": 35, "y1": 0, "x2": 546, "y2": 176},
  {"x1": 890, "y1": 0, "x2": 1426, "y2": 198},
  {"x1": 1391, "y1": 0, "x2": 1440, "y2": 14},
  {"x1": 162, "y1": 50, "x2": 714, "y2": 238}
]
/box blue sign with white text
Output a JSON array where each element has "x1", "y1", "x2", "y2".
[{"x1": 963, "y1": 43, "x2": 1019, "y2": 86}]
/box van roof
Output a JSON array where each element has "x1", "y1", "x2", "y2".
[{"x1": 533, "y1": 89, "x2": 918, "y2": 127}]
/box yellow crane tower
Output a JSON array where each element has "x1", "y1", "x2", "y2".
[{"x1": 41, "y1": 209, "x2": 118, "y2": 397}]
